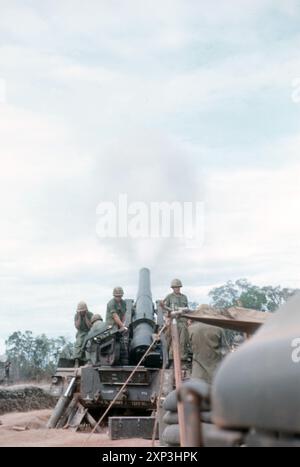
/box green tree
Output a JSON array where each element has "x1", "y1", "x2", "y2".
[
  {"x1": 208, "y1": 279, "x2": 298, "y2": 312},
  {"x1": 208, "y1": 280, "x2": 299, "y2": 348},
  {"x1": 5, "y1": 332, "x2": 73, "y2": 381}
]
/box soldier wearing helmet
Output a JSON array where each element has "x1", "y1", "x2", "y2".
[
  {"x1": 83, "y1": 314, "x2": 107, "y2": 363},
  {"x1": 106, "y1": 287, "x2": 127, "y2": 331},
  {"x1": 88, "y1": 313, "x2": 104, "y2": 335},
  {"x1": 74, "y1": 301, "x2": 93, "y2": 364},
  {"x1": 91, "y1": 314, "x2": 103, "y2": 326},
  {"x1": 161, "y1": 278, "x2": 190, "y2": 363}
]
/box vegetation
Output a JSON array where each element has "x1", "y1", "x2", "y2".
[
  {"x1": 208, "y1": 279, "x2": 298, "y2": 312},
  {"x1": 207, "y1": 279, "x2": 299, "y2": 347},
  {"x1": 5, "y1": 331, "x2": 73, "y2": 381}
]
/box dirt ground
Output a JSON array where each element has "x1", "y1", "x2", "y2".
[{"x1": 0, "y1": 409, "x2": 155, "y2": 447}]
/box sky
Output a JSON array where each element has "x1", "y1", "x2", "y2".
[{"x1": 1, "y1": 0, "x2": 300, "y2": 353}]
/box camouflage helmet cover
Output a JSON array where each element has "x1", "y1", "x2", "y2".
[{"x1": 171, "y1": 278, "x2": 183, "y2": 288}]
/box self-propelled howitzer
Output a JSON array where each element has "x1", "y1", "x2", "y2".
[{"x1": 48, "y1": 268, "x2": 172, "y2": 433}]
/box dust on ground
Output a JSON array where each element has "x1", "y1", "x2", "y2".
[{"x1": 0, "y1": 409, "x2": 155, "y2": 447}]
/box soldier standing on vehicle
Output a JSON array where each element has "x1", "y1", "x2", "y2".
[
  {"x1": 188, "y1": 320, "x2": 223, "y2": 384},
  {"x1": 161, "y1": 278, "x2": 190, "y2": 363},
  {"x1": 106, "y1": 287, "x2": 127, "y2": 331},
  {"x1": 74, "y1": 301, "x2": 93, "y2": 366}
]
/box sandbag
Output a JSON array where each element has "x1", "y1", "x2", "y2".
[
  {"x1": 162, "y1": 424, "x2": 180, "y2": 446},
  {"x1": 163, "y1": 410, "x2": 178, "y2": 425},
  {"x1": 163, "y1": 379, "x2": 210, "y2": 411}
]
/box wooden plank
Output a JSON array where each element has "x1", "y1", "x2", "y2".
[
  {"x1": 67, "y1": 402, "x2": 87, "y2": 432},
  {"x1": 183, "y1": 314, "x2": 263, "y2": 334}
]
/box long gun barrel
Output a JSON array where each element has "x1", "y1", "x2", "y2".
[{"x1": 129, "y1": 268, "x2": 158, "y2": 365}]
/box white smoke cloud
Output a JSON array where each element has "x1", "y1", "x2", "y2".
[{"x1": 93, "y1": 130, "x2": 205, "y2": 266}]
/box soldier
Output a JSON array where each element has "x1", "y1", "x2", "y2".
[
  {"x1": 106, "y1": 287, "x2": 127, "y2": 331},
  {"x1": 84, "y1": 314, "x2": 107, "y2": 363},
  {"x1": 161, "y1": 278, "x2": 190, "y2": 363},
  {"x1": 188, "y1": 321, "x2": 223, "y2": 384},
  {"x1": 5, "y1": 361, "x2": 11, "y2": 385},
  {"x1": 74, "y1": 301, "x2": 93, "y2": 366},
  {"x1": 88, "y1": 314, "x2": 104, "y2": 333}
]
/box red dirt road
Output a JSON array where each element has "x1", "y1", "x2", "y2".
[{"x1": 0, "y1": 410, "x2": 155, "y2": 447}]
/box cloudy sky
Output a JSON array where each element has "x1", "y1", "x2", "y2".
[{"x1": 1, "y1": 0, "x2": 300, "y2": 352}]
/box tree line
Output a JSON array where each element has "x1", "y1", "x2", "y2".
[
  {"x1": 4, "y1": 331, "x2": 73, "y2": 381},
  {"x1": 4, "y1": 279, "x2": 298, "y2": 381}
]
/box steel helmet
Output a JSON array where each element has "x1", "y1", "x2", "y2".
[
  {"x1": 171, "y1": 278, "x2": 183, "y2": 288},
  {"x1": 77, "y1": 301, "x2": 88, "y2": 312},
  {"x1": 91, "y1": 314, "x2": 103, "y2": 324}
]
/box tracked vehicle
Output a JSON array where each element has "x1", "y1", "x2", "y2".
[{"x1": 48, "y1": 268, "x2": 174, "y2": 435}]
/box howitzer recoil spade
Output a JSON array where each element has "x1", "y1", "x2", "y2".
[{"x1": 46, "y1": 376, "x2": 77, "y2": 429}]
